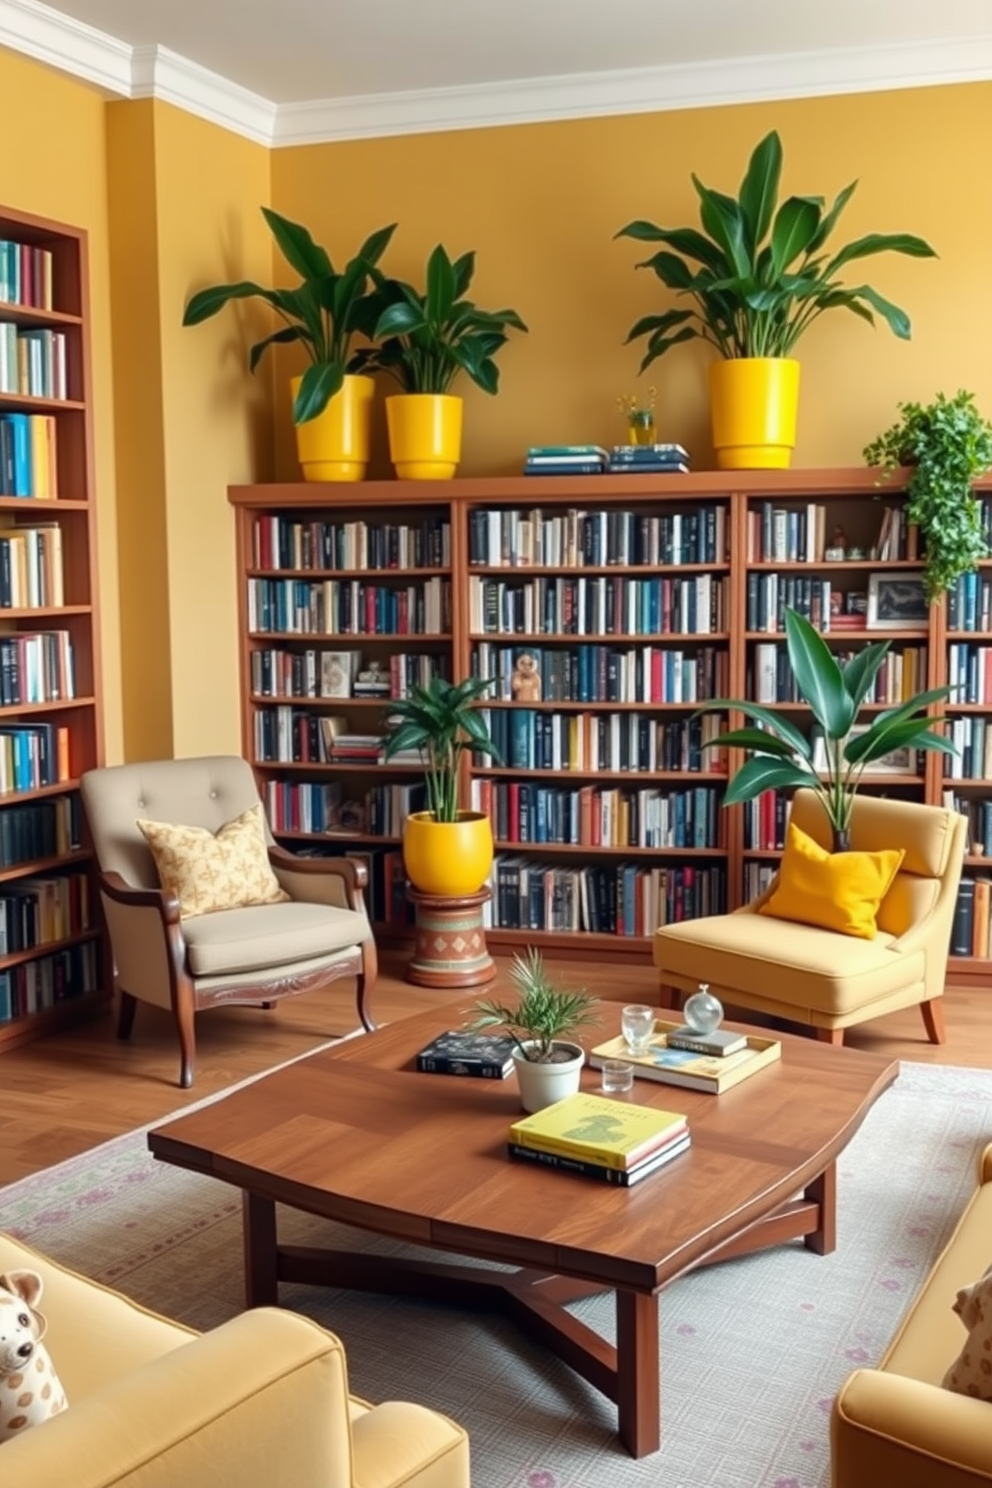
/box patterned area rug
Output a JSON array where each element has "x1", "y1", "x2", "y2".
[{"x1": 1, "y1": 1061, "x2": 989, "y2": 1488}]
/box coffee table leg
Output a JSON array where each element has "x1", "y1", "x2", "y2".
[
  {"x1": 804, "y1": 1162, "x2": 837, "y2": 1255},
  {"x1": 242, "y1": 1191, "x2": 279, "y2": 1307},
  {"x1": 616, "y1": 1289, "x2": 660, "y2": 1457}
]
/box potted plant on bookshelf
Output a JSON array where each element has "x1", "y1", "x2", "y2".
[
  {"x1": 616, "y1": 130, "x2": 935, "y2": 470},
  {"x1": 471, "y1": 948, "x2": 600, "y2": 1112},
  {"x1": 382, "y1": 674, "x2": 501, "y2": 896},
  {"x1": 182, "y1": 208, "x2": 396, "y2": 481},
  {"x1": 695, "y1": 608, "x2": 955, "y2": 850},
  {"x1": 863, "y1": 390, "x2": 992, "y2": 601},
  {"x1": 367, "y1": 243, "x2": 527, "y2": 479}
]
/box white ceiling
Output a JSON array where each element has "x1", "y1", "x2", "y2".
[{"x1": 4, "y1": 0, "x2": 992, "y2": 144}]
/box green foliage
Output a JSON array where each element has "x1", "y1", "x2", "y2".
[
  {"x1": 470, "y1": 948, "x2": 600, "y2": 1062},
  {"x1": 863, "y1": 391, "x2": 992, "y2": 602},
  {"x1": 182, "y1": 209, "x2": 396, "y2": 423},
  {"x1": 366, "y1": 244, "x2": 527, "y2": 395},
  {"x1": 696, "y1": 609, "x2": 955, "y2": 838},
  {"x1": 616, "y1": 130, "x2": 936, "y2": 370},
  {"x1": 382, "y1": 674, "x2": 500, "y2": 822}
]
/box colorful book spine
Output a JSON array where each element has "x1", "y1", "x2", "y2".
[
  {"x1": 507, "y1": 1134, "x2": 690, "y2": 1185},
  {"x1": 509, "y1": 1117, "x2": 688, "y2": 1170}
]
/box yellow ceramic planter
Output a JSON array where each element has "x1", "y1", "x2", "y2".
[
  {"x1": 402, "y1": 810, "x2": 493, "y2": 896},
  {"x1": 385, "y1": 394, "x2": 463, "y2": 480},
  {"x1": 292, "y1": 374, "x2": 374, "y2": 482},
  {"x1": 709, "y1": 357, "x2": 800, "y2": 470}
]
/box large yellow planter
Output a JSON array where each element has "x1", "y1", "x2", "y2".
[
  {"x1": 402, "y1": 811, "x2": 493, "y2": 896},
  {"x1": 709, "y1": 357, "x2": 800, "y2": 470},
  {"x1": 292, "y1": 374, "x2": 374, "y2": 482},
  {"x1": 385, "y1": 394, "x2": 463, "y2": 480}
]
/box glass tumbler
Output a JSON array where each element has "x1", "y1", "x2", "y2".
[
  {"x1": 621, "y1": 1003, "x2": 656, "y2": 1056},
  {"x1": 600, "y1": 1058, "x2": 634, "y2": 1093}
]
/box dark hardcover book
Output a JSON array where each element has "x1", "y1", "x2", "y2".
[
  {"x1": 666, "y1": 1026, "x2": 748, "y2": 1057},
  {"x1": 951, "y1": 878, "x2": 976, "y2": 957},
  {"x1": 609, "y1": 443, "x2": 689, "y2": 462},
  {"x1": 506, "y1": 1134, "x2": 691, "y2": 1185},
  {"x1": 415, "y1": 1030, "x2": 517, "y2": 1079},
  {"x1": 524, "y1": 462, "x2": 606, "y2": 477}
]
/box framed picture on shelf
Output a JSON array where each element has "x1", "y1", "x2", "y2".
[
  {"x1": 866, "y1": 573, "x2": 928, "y2": 630},
  {"x1": 812, "y1": 725, "x2": 917, "y2": 776},
  {"x1": 320, "y1": 650, "x2": 356, "y2": 698}
]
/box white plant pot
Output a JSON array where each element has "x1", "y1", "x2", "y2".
[{"x1": 512, "y1": 1041, "x2": 585, "y2": 1114}]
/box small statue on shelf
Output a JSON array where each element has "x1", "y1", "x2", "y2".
[{"x1": 824, "y1": 525, "x2": 847, "y2": 561}]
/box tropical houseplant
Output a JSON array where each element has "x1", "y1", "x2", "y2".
[
  {"x1": 366, "y1": 243, "x2": 527, "y2": 479},
  {"x1": 471, "y1": 947, "x2": 600, "y2": 1111},
  {"x1": 382, "y1": 673, "x2": 501, "y2": 896},
  {"x1": 695, "y1": 608, "x2": 954, "y2": 850},
  {"x1": 182, "y1": 208, "x2": 396, "y2": 480},
  {"x1": 616, "y1": 129, "x2": 936, "y2": 470},
  {"x1": 863, "y1": 390, "x2": 992, "y2": 602}
]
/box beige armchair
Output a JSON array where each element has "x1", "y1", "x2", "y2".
[
  {"x1": 0, "y1": 1231, "x2": 470, "y2": 1488},
  {"x1": 80, "y1": 756, "x2": 377, "y2": 1087},
  {"x1": 654, "y1": 789, "x2": 967, "y2": 1045}
]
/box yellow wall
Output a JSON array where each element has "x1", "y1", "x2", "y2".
[{"x1": 271, "y1": 83, "x2": 992, "y2": 476}]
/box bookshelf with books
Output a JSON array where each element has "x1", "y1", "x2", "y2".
[
  {"x1": 0, "y1": 205, "x2": 106, "y2": 1050},
  {"x1": 229, "y1": 468, "x2": 992, "y2": 978}
]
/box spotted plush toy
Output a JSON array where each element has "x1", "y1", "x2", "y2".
[
  {"x1": 0, "y1": 1270, "x2": 67, "y2": 1443},
  {"x1": 942, "y1": 1263, "x2": 992, "y2": 1401}
]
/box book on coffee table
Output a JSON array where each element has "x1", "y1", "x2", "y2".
[
  {"x1": 590, "y1": 1021, "x2": 781, "y2": 1094},
  {"x1": 509, "y1": 1090, "x2": 688, "y2": 1170},
  {"x1": 415, "y1": 1030, "x2": 516, "y2": 1079},
  {"x1": 507, "y1": 1132, "x2": 691, "y2": 1186}
]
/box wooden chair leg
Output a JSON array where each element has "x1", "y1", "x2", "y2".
[
  {"x1": 260, "y1": 1001, "x2": 275, "y2": 1010},
  {"x1": 815, "y1": 1026, "x2": 845, "y2": 1046},
  {"x1": 174, "y1": 993, "x2": 197, "y2": 1089},
  {"x1": 117, "y1": 990, "x2": 137, "y2": 1041},
  {"x1": 657, "y1": 983, "x2": 683, "y2": 1012},
  {"x1": 356, "y1": 939, "x2": 378, "y2": 1033},
  {"x1": 921, "y1": 997, "x2": 946, "y2": 1045}
]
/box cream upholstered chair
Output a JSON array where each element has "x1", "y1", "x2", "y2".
[
  {"x1": 0, "y1": 1231, "x2": 470, "y2": 1488},
  {"x1": 80, "y1": 756, "x2": 377, "y2": 1087},
  {"x1": 654, "y1": 789, "x2": 967, "y2": 1045}
]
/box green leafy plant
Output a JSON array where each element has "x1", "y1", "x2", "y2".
[
  {"x1": 382, "y1": 674, "x2": 500, "y2": 822},
  {"x1": 863, "y1": 390, "x2": 992, "y2": 602},
  {"x1": 616, "y1": 129, "x2": 936, "y2": 369},
  {"x1": 695, "y1": 609, "x2": 954, "y2": 848},
  {"x1": 366, "y1": 243, "x2": 527, "y2": 395},
  {"x1": 182, "y1": 208, "x2": 396, "y2": 423},
  {"x1": 470, "y1": 948, "x2": 600, "y2": 1063}
]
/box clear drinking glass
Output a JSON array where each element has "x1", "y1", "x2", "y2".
[
  {"x1": 600, "y1": 1058, "x2": 634, "y2": 1093},
  {"x1": 621, "y1": 1003, "x2": 656, "y2": 1056}
]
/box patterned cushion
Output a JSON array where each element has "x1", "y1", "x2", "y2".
[{"x1": 136, "y1": 804, "x2": 289, "y2": 918}]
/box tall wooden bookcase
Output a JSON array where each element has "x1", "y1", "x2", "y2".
[
  {"x1": 229, "y1": 468, "x2": 992, "y2": 982},
  {"x1": 0, "y1": 205, "x2": 107, "y2": 1051}
]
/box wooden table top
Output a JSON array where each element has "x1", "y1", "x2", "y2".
[{"x1": 148, "y1": 1005, "x2": 897, "y2": 1294}]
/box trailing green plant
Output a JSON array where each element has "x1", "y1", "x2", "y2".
[
  {"x1": 381, "y1": 674, "x2": 500, "y2": 822},
  {"x1": 470, "y1": 948, "x2": 600, "y2": 1063},
  {"x1": 863, "y1": 390, "x2": 992, "y2": 602},
  {"x1": 616, "y1": 129, "x2": 936, "y2": 370},
  {"x1": 366, "y1": 243, "x2": 527, "y2": 395},
  {"x1": 182, "y1": 208, "x2": 396, "y2": 423},
  {"x1": 695, "y1": 608, "x2": 954, "y2": 848}
]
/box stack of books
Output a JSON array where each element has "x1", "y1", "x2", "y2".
[
  {"x1": 608, "y1": 443, "x2": 690, "y2": 474},
  {"x1": 415, "y1": 1030, "x2": 517, "y2": 1079},
  {"x1": 507, "y1": 1090, "x2": 690, "y2": 1186},
  {"x1": 523, "y1": 446, "x2": 609, "y2": 477}
]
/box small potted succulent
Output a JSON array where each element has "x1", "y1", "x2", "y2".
[{"x1": 471, "y1": 948, "x2": 600, "y2": 1112}]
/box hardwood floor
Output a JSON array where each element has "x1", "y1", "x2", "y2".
[{"x1": 1, "y1": 952, "x2": 989, "y2": 1185}]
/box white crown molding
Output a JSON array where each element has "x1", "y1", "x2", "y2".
[
  {"x1": 130, "y1": 45, "x2": 275, "y2": 146},
  {"x1": 0, "y1": 0, "x2": 130, "y2": 95}
]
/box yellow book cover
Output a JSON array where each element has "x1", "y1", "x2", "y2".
[
  {"x1": 590, "y1": 1022, "x2": 781, "y2": 1095},
  {"x1": 509, "y1": 1091, "x2": 688, "y2": 1171}
]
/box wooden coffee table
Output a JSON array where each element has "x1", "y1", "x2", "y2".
[{"x1": 148, "y1": 1005, "x2": 896, "y2": 1458}]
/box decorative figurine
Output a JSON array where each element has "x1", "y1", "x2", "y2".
[{"x1": 824, "y1": 525, "x2": 847, "y2": 561}]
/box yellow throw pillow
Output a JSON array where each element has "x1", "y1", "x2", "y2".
[
  {"x1": 137, "y1": 803, "x2": 289, "y2": 918},
  {"x1": 758, "y1": 820, "x2": 904, "y2": 940}
]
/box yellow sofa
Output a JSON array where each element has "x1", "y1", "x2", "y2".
[
  {"x1": 832, "y1": 1142, "x2": 992, "y2": 1486},
  {"x1": 0, "y1": 1232, "x2": 470, "y2": 1488}
]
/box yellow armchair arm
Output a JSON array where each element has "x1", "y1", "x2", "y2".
[
  {"x1": 351, "y1": 1400, "x2": 470, "y2": 1488},
  {"x1": 832, "y1": 1368, "x2": 992, "y2": 1488}
]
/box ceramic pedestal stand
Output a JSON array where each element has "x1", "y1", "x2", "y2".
[{"x1": 405, "y1": 887, "x2": 496, "y2": 988}]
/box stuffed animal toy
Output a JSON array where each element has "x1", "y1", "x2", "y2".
[
  {"x1": 0, "y1": 1269, "x2": 67, "y2": 1443},
  {"x1": 941, "y1": 1262, "x2": 992, "y2": 1400}
]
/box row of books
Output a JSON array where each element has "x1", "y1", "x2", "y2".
[
  {"x1": 946, "y1": 644, "x2": 992, "y2": 706},
  {"x1": 487, "y1": 857, "x2": 726, "y2": 935},
  {"x1": 474, "y1": 780, "x2": 723, "y2": 849},
  {"x1": 0, "y1": 722, "x2": 70, "y2": 793},
  {"x1": 0, "y1": 795, "x2": 81, "y2": 868},
  {"x1": 468, "y1": 572, "x2": 728, "y2": 637},
  {"x1": 750, "y1": 643, "x2": 926, "y2": 705},
  {"x1": 742, "y1": 861, "x2": 777, "y2": 900},
  {"x1": 942, "y1": 716, "x2": 992, "y2": 781},
  {"x1": 743, "y1": 791, "x2": 791, "y2": 853},
  {"x1": 0, "y1": 940, "x2": 100, "y2": 1023},
  {"x1": 249, "y1": 647, "x2": 447, "y2": 701},
  {"x1": 0, "y1": 241, "x2": 54, "y2": 310},
  {"x1": 746, "y1": 574, "x2": 837, "y2": 633},
  {"x1": 0, "y1": 523, "x2": 64, "y2": 609},
  {"x1": 744, "y1": 501, "x2": 916, "y2": 563},
  {"x1": 507, "y1": 1092, "x2": 691, "y2": 1187},
  {"x1": 473, "y1": 641, "x2": 730, "y2": 705},
  {"x1": 264, "y1": 779, "x2": 427, "y2": 837},
  {"x1": 474, "y1": 707, "x2": 728, "y2": 774},
  {"x1": 467, "y1": 503, "x2": 728, "y2": 569},
  {"x1": 293, "y1": 845, "x2": 413, "y2": 927},
  {"x1": 943, "y1": 792, "x2": 992, "y2": 856},
  {"x1": 247, "y1": 577, "x2": 451, "y2": 637},
  {"x1": 0, "y1": 324, "x2": 68, "y2": 400},
  {"x1": 0, "y1": 630, "x2": 75, "y2": 706},
  {"x1": 252, "y1": 515, "x2": 451, "y2": 574},
  {"x1": 0, "y1": 413, "x2": 58, "y2": 498},
  {"x1": 947, "y1": 571, "x2": 992, "y2": 633},
  {"x1": 951, "y1": 878, "x2": 992, "y2": 958},
  {"x1": 0, "y1": 872, "x2": 90, "y2": 954}
]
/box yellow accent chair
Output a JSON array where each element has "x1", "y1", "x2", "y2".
[
  {"x1": 653, "y1": 789, "x2": 967, "y2": 1045},
  {"x1": 0, "y1": 1232, "x2": 470, "y2": 1488},
  {"x1": 80, "y1": 756, "x2": 378, "y2": 1088}
]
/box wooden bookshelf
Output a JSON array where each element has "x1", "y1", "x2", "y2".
[
  {"x1": 229, "y1": 469, "x2": 992, "y2": 980},
  {"x1": 0, "y1": 205, "x2": 107, "y2": 1051}
]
